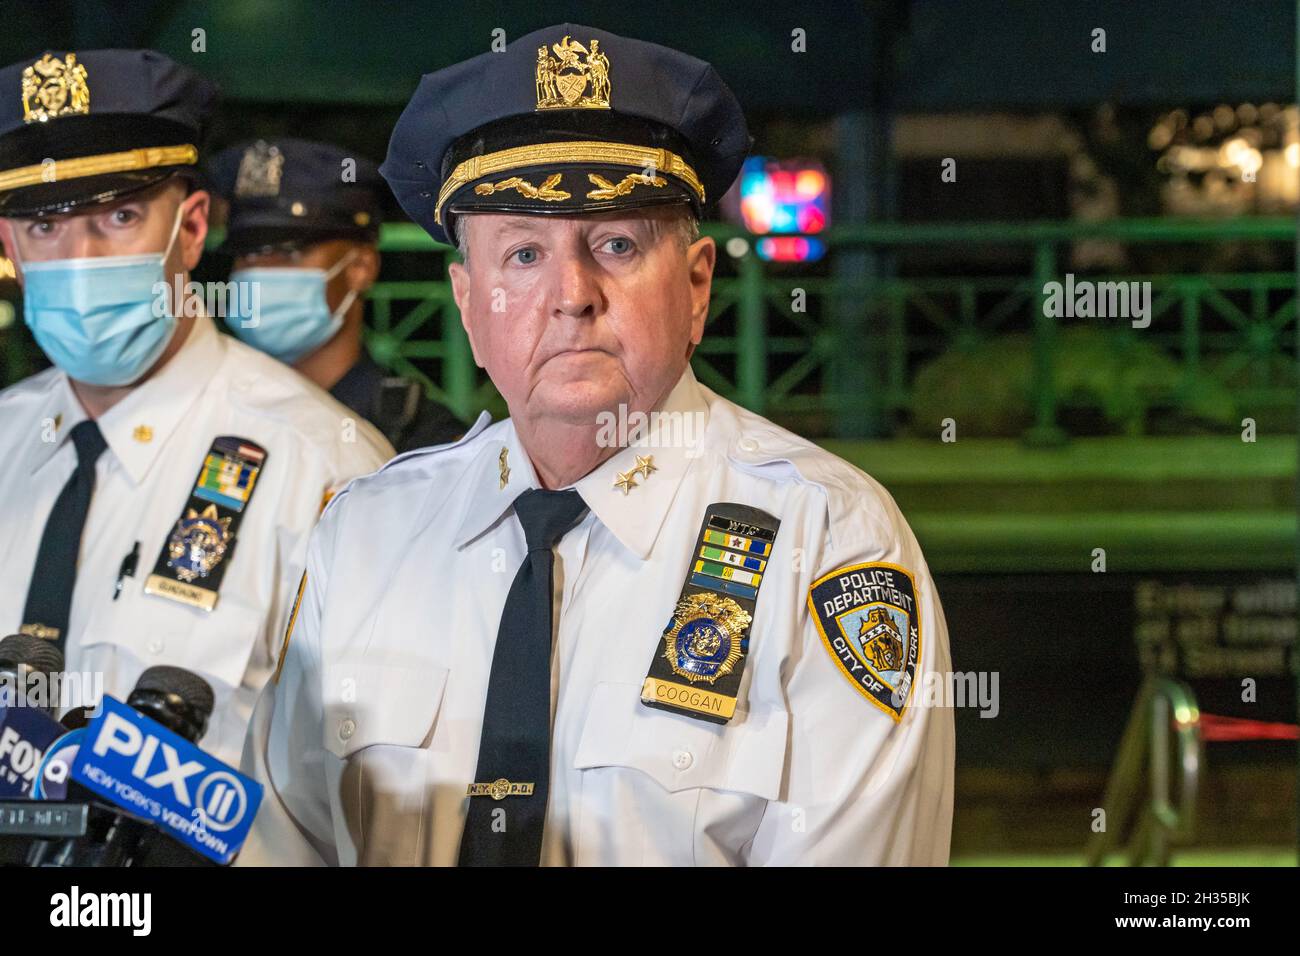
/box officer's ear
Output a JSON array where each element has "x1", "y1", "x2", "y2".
[
  {"x1": 448, "y1": 261, "x2": 486, "y2": 369},
  {"x1": 686, "y1": 234, "x2": 716, "y2": 346},
  {"x1": 176, "y1": 188, "x2": 210, "y2": 274},
  {"x1": 346, "y1": 244, "x2": 380, "y2": 293}
]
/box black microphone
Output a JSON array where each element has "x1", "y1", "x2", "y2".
[
  {"x1": 0, "y1": 633, "x2": 65, "y2": 717},
  {"x1": 126, "y1": 665, "x2": 215, "y2": 743},
  {"x1": 77, "y1": 666, "x2": 219, "y2": 867},
  {"x1": 0, "y1": 635, "x2": 69, "y2": 865}
]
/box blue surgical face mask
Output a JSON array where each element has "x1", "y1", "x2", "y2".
[
  {"x1": 226, "y1": 250, "x2": 359, "y2": 364},
  {"x1": 17, "y1": 206, "x2": 185, "y2": 387}
]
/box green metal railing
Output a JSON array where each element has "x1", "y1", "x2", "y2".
[
  {"x1": 3, "y1": 217, "x2": 1292, "y2": 438},
  {"x1": 364, "y1": 218, "x2": 1295, "y2": 438}
]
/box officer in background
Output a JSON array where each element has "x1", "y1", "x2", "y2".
[
  {"x1": 209, "y1": 138, "x2": 465, "y2": 451},
  {"x1": 242, "y1": 25, "x2": 953, "y2": 866},
  {"x1": 0, "y1": 50, "x2": 393, "y2": 765}
]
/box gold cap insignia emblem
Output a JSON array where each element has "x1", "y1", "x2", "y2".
[
  {"x1": 234, "y1": 140, "x2": 284, "y2": 198},
  {"x1": 535, "y1": 36, "x2": 610, "y2": 111},
  {"x1": 21, "y1": 53, "x2": 90, "y2": 124}
]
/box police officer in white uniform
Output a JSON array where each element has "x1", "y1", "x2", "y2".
[
  {"x1": 0, "y1": 50, "x2": 393, "y2": 765},
  {"x1": 242, "y1": 24, "x2": 954, "y2": 865}
]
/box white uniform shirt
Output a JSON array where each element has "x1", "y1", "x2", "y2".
[
  {"x1": 0, "y1": 315, "x2": 393, "y2": 764},
  {"x1": 241, "y1": 366, "x2": 954, "y2": 865}
]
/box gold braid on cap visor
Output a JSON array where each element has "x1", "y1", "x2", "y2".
[
  {"x1": 435, "y1": 140, "x2": 704, "y2": 225},
  {"x1": 0, "y1": 144, "x2": 199, "y2": 192}
]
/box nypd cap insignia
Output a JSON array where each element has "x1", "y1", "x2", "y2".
[
  {"x1": 208, "y1": 137, "x2": 384, "y2": 256},
  {"x1": 381, "y1": 23, "x2": 752, "y2": 245},
  {"x1": 0, "y1": 49, "x2": 218, "y2": 217},
  {"x1": 809, "y1": 562, "x2": 922, "y2": 721}
]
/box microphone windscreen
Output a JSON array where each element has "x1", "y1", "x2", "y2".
[
  {"x1": 130, "y1": 665, "x2": 216, "y2": 721},
  {"x1": 0, "y1": 633, "x2": 66, "y2": 674}
]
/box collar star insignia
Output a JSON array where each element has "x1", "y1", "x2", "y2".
[
  {"x1": 613, "y1": 469, "x2": 639, "y2": 496},
  {"x1": 633, "y1": 454, "x2": 657, "y2": 479},
  {"x1": 498, "y1": 446, "x2": 511, "y2": 489}
]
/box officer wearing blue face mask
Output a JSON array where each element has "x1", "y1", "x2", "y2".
[
  {"x1": 208, "y1": 138, "x2": 465, "y2": 452},
  {"x1": 0, "y1": 50, "x2": 394, "y2": 766},
  {"x1": 13, "y1": 201, "x2": 187, "y2": 386}
]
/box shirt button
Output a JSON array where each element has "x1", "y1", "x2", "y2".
[
  {"x1": 738, "y1": 437, "x2": 759, "y2": 452},
  {"x1": 672, "y1": 749, "x2": 693, "y2": 770},
  {"x1": 147, "y1": 639, "x2": 164, "y2": 655},
  {"x1": 339, "y1": 718, "x2": 356, "y2": 741}
]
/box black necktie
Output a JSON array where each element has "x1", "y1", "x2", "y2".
[
  {"x1": 457, "y1": 487, "x2": 589, "y2": 867},
  {"x1": 21, "y1": 420, "x2": 108, "y2": 650}
]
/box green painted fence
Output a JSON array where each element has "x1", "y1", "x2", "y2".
[
  {"x1": 362, "y1": 217, "x2": 1296, "y2": 439},
  {"x1": 4, "y1": 217, "x2": 1293, "y2": 441}
]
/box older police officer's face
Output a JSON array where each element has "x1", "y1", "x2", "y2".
[{"x1": 449, "y1": 205, "x2": 716, "y2": 433}]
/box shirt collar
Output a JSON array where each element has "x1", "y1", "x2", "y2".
[
  {"x1": 453, "y1": 416, "x2": 539, "y2": 549},
  {"x1": 27, "y1": 374, "x2": 90, "y2": 477},
  {"x1": 94, "y1": 315, "x2": 226, "y2": 486},
  {"x1": 454, "y1": 366, "x2": 710, "y2": 561}
]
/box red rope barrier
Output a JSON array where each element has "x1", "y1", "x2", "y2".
[{"x1": 1199, "y1": 713, "x2": 1299, "y2": 742}]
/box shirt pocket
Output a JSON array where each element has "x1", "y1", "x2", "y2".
[
  {"x1": 83, "y1": 590, "x2": 265, "y2": 694},
  {"x1": 321, "y1": 662, "x2": 450, "y2": 866},
  {"x1": 572, "y1": 680, "x2": 788, "y2": 864}
]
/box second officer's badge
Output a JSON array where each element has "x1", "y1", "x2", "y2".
[
  {"x1": 808, "y1": 562, "x2": 921, "y2": 721},
  {"x1": 145, "y1": 437, "x2": 267, "y2": 611},
  {"x1": 165, "y1": 504, "x2": 232, "y2": 583}
]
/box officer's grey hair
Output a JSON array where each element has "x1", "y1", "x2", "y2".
[{"x1": 455, "y1": 208, "x2": 699, "y2": 264}]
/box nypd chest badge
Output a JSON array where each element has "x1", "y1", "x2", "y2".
[
  {"x1": 809, "y1": 562, "x2": 921, "y2": 721},
  {"x1": 144, "y1": 436, "x2": 267, "y2": 611},
  {"x1": 641, "y1": 503, "x2": 780, "y2": 724}
]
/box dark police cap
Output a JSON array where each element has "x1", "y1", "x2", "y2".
[
  {"x1": 382, "y1": 23, "x2": 751, "y2": 246},
  {"x1": 0, "y1": 49, "x2": 217, "y2": 217},
  {"x1": 209, "y1": 138, "x2": 384, "y2": 256}
]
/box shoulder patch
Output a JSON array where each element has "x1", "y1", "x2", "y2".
[{"x1": 808, "y1": 561, "x2": 920, "y2": 721}]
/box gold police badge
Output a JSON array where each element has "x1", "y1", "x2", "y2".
[
  {"x1": 21, "y1": 53, "x2": 90, "y2": 123},
  {"x1": 661, "y1": 592, "x2": 752, "y2": 685},
  {"x1": 535, "y1": 35, "x2": 610, "y2": 110},
  {"x1": 165, "y1": 504, "x2": 233, "y2": 583}
]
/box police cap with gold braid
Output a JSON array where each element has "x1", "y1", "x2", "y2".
[
  {"x1": 0, "y1": 49, "x2": 217, "y2": 217},
  {"x1": 381, "y1": 23, "x2": 751, "y2": 246}
]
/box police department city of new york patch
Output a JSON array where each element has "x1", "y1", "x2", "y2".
[{"x1": 808, "y1": 562, "x2": 921, "y2": 721}]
